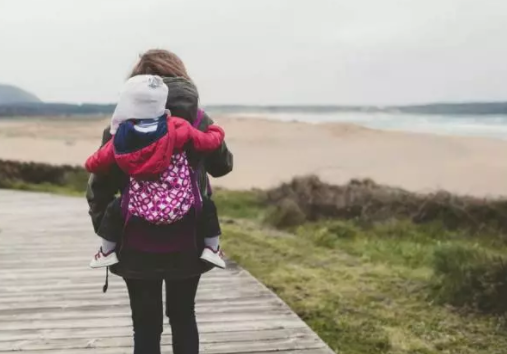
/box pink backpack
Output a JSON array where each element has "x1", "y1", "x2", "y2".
[
  {"x1": 124, "y1": 110, "x2": 206, "y2": 225},
  {"x1": 127, "y1": 151, "x2": 195, "y2": 225}
]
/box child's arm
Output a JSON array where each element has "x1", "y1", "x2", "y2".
[
  {"x1": 172, "y1": 117, "x2": 225, "y2": 152},
  {"x1": 85, "y1": 139, "x2": 116, "y2": 174},
  {"x1": 190, "y1": 124, "x2": 225, "y2": 152}
]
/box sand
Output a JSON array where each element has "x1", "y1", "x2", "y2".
[{"x1": 1, "y1": 116, "x2": 506, "y2": 197}]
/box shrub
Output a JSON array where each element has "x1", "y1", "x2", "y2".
[
  {"x1": 304, "y1": 222, "x2": 359, "y2": 248},
  {"x1": 0, "y1": 159, "x2": 88, "y2": 192},
  {"x1": 266, "y1": 176, "x2": 507, "y2": 234},
  {"x1": 326, "y1": 221, "x2": 359, "y2": 240},
  {"x1": 431, "y1": 244, "x2": 507, "y2": 315},
  {"x1": 265, "y1": 198, "x2": 306, "y2": 229}
]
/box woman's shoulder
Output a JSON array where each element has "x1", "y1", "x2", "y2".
[{"x1": 101, "y1": 126, "x2": 113, "y2": 145}]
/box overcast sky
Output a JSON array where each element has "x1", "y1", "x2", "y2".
[{"x1": 0, "y1": 0, "x2": 506, "y2": 105}]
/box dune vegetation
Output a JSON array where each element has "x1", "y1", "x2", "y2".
[{"x1": 2, "y1": 160, "x2": 507, "y2": 353}]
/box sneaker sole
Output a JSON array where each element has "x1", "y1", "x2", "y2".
[
  {"x1": 90, "y1": 258, "x2": 119, "y2": 269},
  {"x1": 200, "y1": 254, "x2": 226, "y2": 269}
]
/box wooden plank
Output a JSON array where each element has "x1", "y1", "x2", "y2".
[
  {"x1": 0, "y1": 338, "x2": 325, "y2": 354},
  {"x1": 0, "y1": 283, "x2": 267, "y2": 297},
  {"x1": 0, "y1": 268, "x2": 244, "y2": 280},
  {"x1": 0, "y1": 329, "x2": 315, "y2": 351},
  {"x1": 0, "y1": 294, "x2": 277, "y2": 313},
  {"x1": 0, "y1": 304, "x2": 288, "y2": 322},
  {"x1": 0, "y1": 306, "x2": 294, "y2": 323},
  {"x1": 0, "y1": 190, "x2": 334, "y2": 354},
  {"x1": 0, "y1": 320, "x2": 308, "y2": 343},
  {"x1": 0, "y1": 336, "x2": 326, "y2": 354},
  {"x1": 0, "y1": 290, "x2": 272, "y2": 306},
  {"x1": 2, "y1": 313, "x2": 300, "y2": 331},
  {"x1": 0, "y1": 298, "x2": 282, "y2": 316}
]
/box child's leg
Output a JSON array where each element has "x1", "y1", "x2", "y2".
[
  {"x1": 101, "y1": 239, "x2": 117, "y2": 254},
  {"x1": 199, "y1": 198, "x2": 226, "y2": 269},
  {"x1": 97, "y1": 197, "x2": 124, "y2": 243},
  {"x1": 90, "y1": 197, "x2": 122, "y2": 268},
  {"x1": 203, "y1": 236, "x2": 220, "y2": 252},
  {"x1": 201, "y1": 198, "x2": 221, "y2": 251}
]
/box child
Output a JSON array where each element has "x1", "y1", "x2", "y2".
[{"x1": 85, "y1": 74, "x2": 226, "y2": 269}]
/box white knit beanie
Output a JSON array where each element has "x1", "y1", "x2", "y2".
[{"x1": 110, "y1": 75, "x2": 169, "y2": 134}]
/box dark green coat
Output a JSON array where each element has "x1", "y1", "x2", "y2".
[{"x1": 86, "y1": 77, "x2": 233, "y2": 279}]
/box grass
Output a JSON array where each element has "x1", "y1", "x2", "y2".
[
  {"x1": 217, "y1": 191, "x2": 507, "y2": 354},
  {"x1": 221, "y1": 222, "x2": 507, "y2": 353},
  {"x1": 213, "y1": 189, "x2": 265, "y2": 220},
  {"x1": 0, "y1": 159, "x2": 88, "y2": 196},
  {"x1": 4, "y1": 178, "x2": 507, "y2": 353},
  {"x1": 0, "y1": 180, "x2": 85, "y2": 196}
]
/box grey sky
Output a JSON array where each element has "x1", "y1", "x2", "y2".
[{"x1": 0, "y1": 0, "x2": 506, "y2": 105}]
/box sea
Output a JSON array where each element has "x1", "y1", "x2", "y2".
[{"x1": 205, "y1": 106, "x2": 507, "y2": 140}]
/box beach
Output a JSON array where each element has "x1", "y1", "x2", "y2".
[{"x1": 1, "y1": 115, "x2": 507, "y2": 197}]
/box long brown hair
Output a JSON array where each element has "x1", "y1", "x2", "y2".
[{"x1": 130, "y1": 49, "x2": 191, "y2": 80}]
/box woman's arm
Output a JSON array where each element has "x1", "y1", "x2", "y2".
[
  {"x1": 86, "y1": 127, "x2": 125, "y2": 234},
  {"x1": 196, "y1": 112, "x2": 233, "y2": 177}
]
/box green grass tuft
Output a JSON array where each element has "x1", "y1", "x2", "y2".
[
  {"x1": 431, "y1": 244, "x2": 507, "y2": 315},
  {"x1": 0, "y1": 180, "x2": 84, "y2": 196},
  {"x1": 217, "y1": 189, "x2": 507, "y2": 353},
  {"x1": 213, "y1": 189, "x2": 264, "y2": 220},
  {"x1": 222, "y1": 222, "x2": 507, "y2": 354}
]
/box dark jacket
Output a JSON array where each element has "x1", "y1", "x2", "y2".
[{"x1": 86, "y1": 77, "x2": 233, "y2": 279}]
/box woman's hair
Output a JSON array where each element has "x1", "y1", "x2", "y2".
[{"x1": 130, "y1": 49, "x2": 191, "y2": 80}]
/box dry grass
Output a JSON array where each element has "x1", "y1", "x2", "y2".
[
  {"x1": 0, "y1": 159, "x2": 87, "y2": 191},
  {"x1": 266, "y1": 176, "x2": 507, "y2": 233}
]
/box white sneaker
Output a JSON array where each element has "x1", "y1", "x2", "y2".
[
  {"x1": 200, "y1": 247, "x2": 226, "y2": 269},
  {"x1": 90, "y1": 248, "x2": 119, "y2": 268}
]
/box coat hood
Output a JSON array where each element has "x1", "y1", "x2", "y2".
[{"x1": 163, "y1": 77, "x2": 199, "y2": 124}]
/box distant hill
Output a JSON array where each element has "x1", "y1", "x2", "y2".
[
  {"x1": 0, "y1": 84, "x2": 114, "y2": 117},
  {"x1": 0, "y1": 102, "x2": 115, "y2": 117},
  {"x1": 0, "y1": 84, "x2": 41, "y2": 105},
  {"x1": 0, "y1": 86, "x2": 507, "y2": 118}
]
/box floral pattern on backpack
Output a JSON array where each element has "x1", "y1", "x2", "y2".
[{"x1": 127, "y1": 152, "x2": 195, "y2": 225}]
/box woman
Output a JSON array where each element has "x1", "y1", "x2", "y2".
[{"x1": 86, "y1": 49, "x2": 233, "y2": 354}]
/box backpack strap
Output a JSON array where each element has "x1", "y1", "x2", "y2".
[
  {"x1": 193, "y1": 109, "x2": 204, "y2": 128},
  {"x1": 192, "y1": 108, "x2": 212, "y2": 198},
  {"x1": 206, "y1": 179, "x2": 213, "y2": 197},
  {"x1": 120, "y1": 186, "x2": 133, "y2": 226},
  {"x1": 190, "y1": 168, "x2": 203, "y2": 216}
]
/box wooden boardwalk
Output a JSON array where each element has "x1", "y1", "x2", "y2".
[{"x1": 0, "y1": 190, "x2": 334, "y2": 354}]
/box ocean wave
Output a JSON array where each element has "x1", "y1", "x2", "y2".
[{"x1": 209, "y1": 110, "x2": 507, "y2": 139}]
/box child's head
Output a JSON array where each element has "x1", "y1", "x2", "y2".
[
  {"x1": 128, "y1": 49, "x2": 199, "y2": 122},
  {"x1": 110, "y1": 75, "x2": 168, "y2": 134}
]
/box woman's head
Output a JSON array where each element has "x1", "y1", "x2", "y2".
[
  {"x1": 130, "y1": 49, "x2": 199, "y2": 120},
  {"x1": 130, "y1": 49, "x2": 190, "y2": 80}
]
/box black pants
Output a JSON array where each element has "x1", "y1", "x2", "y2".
[{"x1": 124, "y1": 276, "x2": 201, "y2": 354}]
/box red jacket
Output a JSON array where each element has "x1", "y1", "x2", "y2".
[{"x1": 85, "y1": 116, "x2": 224, "y2": 180}]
